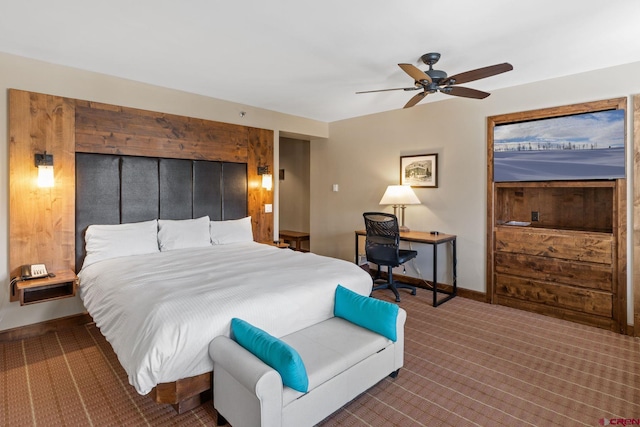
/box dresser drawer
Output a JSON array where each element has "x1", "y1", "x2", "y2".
[
  {"x1": 495, "y1": 227, "x2": 613, "y2": 264},
  {"x1": 495, "y1": 273, "x2": 613, "y2": 318},
  {"x1": 494, "y1": 252, "x2": 613, "y2": 291}
]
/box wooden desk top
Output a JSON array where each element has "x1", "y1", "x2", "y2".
[
  {"x1": 279, "y1": 230, "x2": 310, "y2": 239},
  {"x1": 355, "y1": 229, "x2": 456, "y2": 244}
]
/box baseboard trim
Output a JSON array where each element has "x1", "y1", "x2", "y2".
[
  {"x1": 455, "y1": 288, "x2": 486, "y2": 302},
  {"x1": 626, "y1": 323, "x2": 635, "y2": 337},
  {"x1": 371, "y1": 270, "x2": 487, "y2": 303},
  {"x1": 0, "y1": 313, "x2": 94, "y2": 342}
]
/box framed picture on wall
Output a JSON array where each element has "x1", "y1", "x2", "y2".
[{"x1": 400, "y1": 154, "x2": 438, "y2": 188}]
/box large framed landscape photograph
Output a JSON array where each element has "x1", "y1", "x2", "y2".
[{"x1": 493, "y1": 108, "x2": 625, "y2": 182}]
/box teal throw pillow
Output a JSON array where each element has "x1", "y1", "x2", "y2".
[
  {"x1": 334, "y1": 285, "x2": 399, "y2": 341},
  {"x1": 230, "y1": 318, "x2": 308, "y2": 392}
]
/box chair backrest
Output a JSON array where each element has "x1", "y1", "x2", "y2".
[{"x1": 363, "y1": 212, "x2": 400, "y2": 267}]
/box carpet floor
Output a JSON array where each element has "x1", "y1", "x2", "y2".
[{"x1": 2, "y1": 290, "x2": 639, "y2": 426}]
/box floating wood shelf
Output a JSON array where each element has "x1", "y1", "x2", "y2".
[{"x1": 11, "y1": 270, "x2": 78, "y2": 305}]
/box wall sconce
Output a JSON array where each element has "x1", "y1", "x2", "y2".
[
  {"x1": 379, "y1": 185, "x2": 421, "y2": 232},
  {"x1": 35, "y1": 151, "x2": 54, "y2": 188},
  {"x1": 258, "y1": 165, "x2": 273, "y2": 191}
]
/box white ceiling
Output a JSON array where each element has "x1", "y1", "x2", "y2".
[{"x1": 2, "y1": 1, "x2": 640, "y2": 122}]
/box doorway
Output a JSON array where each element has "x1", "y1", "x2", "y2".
[{"x1": 278, "y1": 137, "x2": 310, "y2": 251}]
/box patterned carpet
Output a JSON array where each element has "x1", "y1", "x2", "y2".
[{"x1": 2, "y1": 290, "x2": 639, "y2": 426}]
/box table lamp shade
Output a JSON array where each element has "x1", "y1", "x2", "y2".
[
  {"x1": 379, "y1": 185, "x2": 420, "y2": 232},
  {"x1": 379, "y1": 185, "x2": 420, "y2": 206}
]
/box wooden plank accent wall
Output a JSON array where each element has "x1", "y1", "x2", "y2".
[
  {"x1": 247, "y1": 127, "x2": 274, "y2": 242},
  {"x1": 9, "y1": 89, "x2": 275, "y2": 278},
  {"x1": 9, "y1": 90, "x2": 76, "y2": 274},
  {"x1": 634, "y1": 94, "x2": 640, "y2": 337},
  {"x1": 74, "y1": 101, "x2": 249, "y2": 162}
]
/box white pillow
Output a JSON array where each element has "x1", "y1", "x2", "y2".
[
  {"x1": 83, "y1": 219, "x2": 159, "y2": 268},
  {"x1": 157, "y1": 216, "x2": 212, "y2": 251},
  {"x1": 210, "y1": 216, "x2": 254, "y2": 244}
]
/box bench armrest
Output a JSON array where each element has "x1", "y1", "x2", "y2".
[
  {"x1": 209, "y1": 336, "x2": 283, "y2": 426},
  {"x1": 395, "y1": 308, "x2": 407, "y2": 369}
]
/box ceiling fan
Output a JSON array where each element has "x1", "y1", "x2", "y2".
[{"x1": 357, "y1": 52, "x2": 513, "y2": 108}]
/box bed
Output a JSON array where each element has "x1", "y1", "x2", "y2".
[
  {"x1": 78, "y1": 240, "x2": 372, "y2": 395},
  {"x1": 75, "y1": 152, "x2": 373, "y2": 412}
]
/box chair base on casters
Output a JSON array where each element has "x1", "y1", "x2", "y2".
[
  {"x1": 372, "y1": 281, "x2": 417, "y2": 302},
  {"x1": 371, "y1": 266, "x2": 417, "y2": 302}
]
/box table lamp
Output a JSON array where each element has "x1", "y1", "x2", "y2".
[{"x1": 379, "y1": 185, "x2": 421, "y2": 232}]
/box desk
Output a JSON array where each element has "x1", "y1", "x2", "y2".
[
  {"x1": 355, "y1": 230, "x2": 457, "y2": 307},
  {"x1": 279, "y1": 230, "x2": 310, "y2": 252}
]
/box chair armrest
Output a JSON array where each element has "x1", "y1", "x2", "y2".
[{"x1": 209, "y1": 335, "x2": 284, "y2": 399}]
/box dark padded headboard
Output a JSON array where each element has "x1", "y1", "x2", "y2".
[{"x1": 75, "y1": 153, "x2": 248, "y2": 271}]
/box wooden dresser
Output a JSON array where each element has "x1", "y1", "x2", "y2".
[{"x1": 489, "y1": 180, "x2": 626, "y2": 332}]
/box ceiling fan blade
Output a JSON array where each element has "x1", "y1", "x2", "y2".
[
  {"x1": 398, "y1": 64, "x2": 432, "y2": 84},
  {"x1": 443, "y1": 86, "x2": 490, "y2": 99},
  {"x1": 403, "y1": 91, "x2": 428, "y2": 108},
  {"x1": 356, "y1": 86, "x2": 420, "y2": 94},
  {"x1": 444, "y1": 63, "x2": 513, "y2": 85}
]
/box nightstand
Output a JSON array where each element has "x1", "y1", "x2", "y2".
[{"x1": 11, "y1": 270, "x2": 78, "y2": 305}]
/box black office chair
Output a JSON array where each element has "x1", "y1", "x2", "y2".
[{"x1": 363, "y1": 212, "x2": 417, "y2": 302}]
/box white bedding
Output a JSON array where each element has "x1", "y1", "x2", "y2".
[{"x1": 78, "y1": 242, "x2": 373, "y2": 395}]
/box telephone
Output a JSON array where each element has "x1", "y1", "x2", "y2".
[{"x1": 21, "y1": 264, "x2": 49, "y2": 280}]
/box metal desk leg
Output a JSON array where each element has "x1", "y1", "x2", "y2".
[
  {"x1": 452, "y1": 238, "x2": 457, "y2": 297},
  {"x1": 433, "y1": 238, "x2": 457, "y2": 307},
  {"x1": 432, "y1": 242, "x2": 438, "y2": 307}
]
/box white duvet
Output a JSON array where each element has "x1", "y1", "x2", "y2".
[{"x1": 78, "y1": 242, "x2": 373, "y2": 395}]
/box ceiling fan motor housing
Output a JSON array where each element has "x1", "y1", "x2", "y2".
[
  {"x1": 420, "y1": 52, "x2": 447, "y2": 87},
  {"x1": 425, "y1": 69, "x2": 447, "y2": 84}
]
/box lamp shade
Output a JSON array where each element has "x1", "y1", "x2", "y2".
[
  {"x1": 261, "y1": 173, "x2": 273, "y2": 190},
  {"x1": 379, "y1": 185, "x2": 420, "y2": 206},
  {"x1": 37, "y1": 165, "x2": 54, "y2": 188}
]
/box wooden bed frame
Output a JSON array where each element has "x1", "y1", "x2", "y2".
[
  {"x1": 9, "y1": 89, "x2": 275, "y2": 413},
  {"x1": 151, "y1": 373, "x2": 213, "y2": 413}
]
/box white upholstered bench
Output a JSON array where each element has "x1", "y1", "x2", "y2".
[{"x1": 209, "y1": 286, "x2": 406, "y2": 427}]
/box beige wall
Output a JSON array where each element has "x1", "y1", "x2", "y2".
[
  {"x1": 279, "y1": 137, "x2": 310, "y2": 240},
  {"x1": 0, "y1": 52, "x2": 328, "y2": 331},
  {"x1": 312, "y1": 61, "x2": 640, "y2": 325}
]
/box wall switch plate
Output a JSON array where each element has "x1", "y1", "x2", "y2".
[
  {"x1": 332, "y1": 184, "x2": 339, "y2": 192},
  {"x1": 531, "y1": 211, "x2": 539, "y2": 222},
  {"x1": 265, "y1": 204, "x2": 273, "y2": 213}
]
